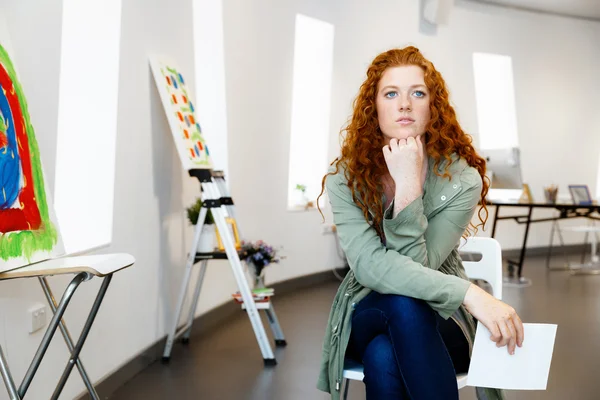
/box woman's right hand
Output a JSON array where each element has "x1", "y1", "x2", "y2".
[{"x1": 462, "y1": 283, "x2": 524, "y2": 355}]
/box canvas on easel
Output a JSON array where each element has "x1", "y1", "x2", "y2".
[
  {"x1": 0, "y1": 27, "x2": 64, "y2": 273},
  {"x1": 148, "y1": 55, "x2": 212, "y2": 171}
]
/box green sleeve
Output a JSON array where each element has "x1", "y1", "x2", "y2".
[
  {"x1": 382, "y1": 167, "x2": 483, "y2": 271},
  {"x1": 326, "y1": 173, "x2": 471, "y2": 319}
]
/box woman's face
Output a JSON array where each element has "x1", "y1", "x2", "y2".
[{"x1": 376, "y1": 65, "x2": 431, "y2": 143}]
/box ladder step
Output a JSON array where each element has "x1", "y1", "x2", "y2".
[
  {"x1": 241, "y1": 302, "x2": 271, "y2": 310},
  {"x1": 162, "y1": 173, "x2": 283, "y2": 364},
  {"x1": 194, "y1": 250, "x2": 247, "y2": 262}
]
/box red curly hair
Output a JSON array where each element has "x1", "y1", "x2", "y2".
[{"x1": 318, "y1": 46, "x2": 489, "y2": 239}]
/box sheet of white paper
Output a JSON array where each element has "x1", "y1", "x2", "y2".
[{"x1": 466, "y1": 322, "x2": 557, "y2": 390}]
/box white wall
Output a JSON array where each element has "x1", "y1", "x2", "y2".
[
  {"x1": 222, "y1": 0, "x2": 343, "y2": 286},
  {"x1": 325, "y1": 0, "x2": 600, "y2": 250},
  {"x1": 0, "y1": 0, "x2": 63, "y2": 194},
  {"x1": 224, "y1": 0, "x2": 600, "y2": 265},
  {"x1": 193, "y1": 0, "x2": 230, "y2": 177},
  {"x1": 0, "y1": 0, "x2": 598, "y2": 398},
  {"x1": 0, "y1": 0, "x2": 235, "y2": 398},
  {"x1": 0, "y1": 1, "x2": 70, "y2": 398}
]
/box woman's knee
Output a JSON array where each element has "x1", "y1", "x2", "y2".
[{"x1": 381, "y1": 294, "x2": 435, "y2": 326}]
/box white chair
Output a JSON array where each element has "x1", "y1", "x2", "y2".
[
  {"x1": 341, "y1": 237, "x2": 503, "y2": 399},
  {"x1": 553, "y1": 157, "x2": 600, "y2": 273},
  {"x1": 547, "y1": 182, "x2": 600, "y2": 274},
  {"x1": 564, "y1": 223, "x2": 599, "y2": 259}
]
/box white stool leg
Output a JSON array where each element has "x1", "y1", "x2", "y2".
[{"x1": 0, "y1": 345, "x2": 19, "y2": 399}]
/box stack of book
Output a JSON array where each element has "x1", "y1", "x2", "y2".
[{"x1": 232, "y1": 287, "x2": 274, "y2": 304}]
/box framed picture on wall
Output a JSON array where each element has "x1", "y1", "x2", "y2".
[{"x1": 568, "y1": 185, "x2": 593, "y2": 205}]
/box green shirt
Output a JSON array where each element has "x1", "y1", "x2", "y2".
[{"x1": 317, "y1": 154, "x2": 504, "y2": 400}]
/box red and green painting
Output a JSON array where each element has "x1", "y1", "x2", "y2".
[{"x1": 0, "y1": 44, "x2": 62, "y2": 272}]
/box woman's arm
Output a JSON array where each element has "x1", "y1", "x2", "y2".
[
  {"x1": 381, "y1": 171, "x2": 525, "y2": 354},
  {"x1": 379, "y1": 160, "x2": 524, "y2": 353},
  {"x1": 382, "y1": 167, "x2": 482, "y2": 270},
  {"x1": 326, "y1": 172, "x2": 470, "y2": 319}
]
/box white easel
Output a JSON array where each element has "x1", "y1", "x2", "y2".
[{"x1": 162, "y1": 169, "x2": 286, "y2": 365}]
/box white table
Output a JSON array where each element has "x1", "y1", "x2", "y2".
[{"x1": 0, "y1": 253, "x2": 134, "y2": 400}]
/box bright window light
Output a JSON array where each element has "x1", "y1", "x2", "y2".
[
  {"x1": 472, "y1": 53, "x2": 519, "y2": 150},
  {"x1": 287, "y1": 14, "x2": 334, "y2": 209},
  {"x1": 54, "y1": 0, "x2": 122, "y2": 254},
  {"x1": 193, "y1": 0, "x2": 229, "y2": 177}
]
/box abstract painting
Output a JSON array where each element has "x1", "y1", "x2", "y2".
[
  {"x1": 0, "y1": 42, "x2": 64, "y2": 273},
  {"x1": 149, "y1": 56, "x2": 212, "y2": 170}
]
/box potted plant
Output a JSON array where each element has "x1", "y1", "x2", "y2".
[
  {"x1": 295, "y1": 184, "x2": 308, "y2": 205},
  {"x1": 241, "y1": 240, "x2": 281, "y2": 288},
  {"x1": 186, "y1": 198, "x2": 216, "y2": 253},
  {"x1": 294, "y1": 184, "x2": 314, "y2": 210}
]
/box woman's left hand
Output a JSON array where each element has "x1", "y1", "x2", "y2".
[{"x1": 463, "y1": 283, "x2": 525, "y2": 355}]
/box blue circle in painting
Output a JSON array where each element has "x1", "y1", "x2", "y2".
[{"x1": 0, "y1": 82, "x2": 22, "y2": 209}]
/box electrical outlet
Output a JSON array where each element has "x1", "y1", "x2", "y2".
[
  {"x1": 321, "y1": 224, "x2": 336, "y2": 234},
  {"x1": 28, "y1": 304, "x2": 47, "y2": 334}
]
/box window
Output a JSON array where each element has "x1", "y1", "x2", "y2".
[
  {"x1": 193, "y1": 0, "x2": 229, "y2": 177},
  {"x1": 472, "y1": 53, "x2": 519, "y2": 150},
  {"x1": 54, "y1": 0, "x2": 122, "y2": 254},
  {"x1": 287, "y1": 14, "x2": 334, "y2": 210}
]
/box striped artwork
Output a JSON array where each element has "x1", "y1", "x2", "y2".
[{"x1": 149, "y1": 56, "x2": 212, "y2": 170}]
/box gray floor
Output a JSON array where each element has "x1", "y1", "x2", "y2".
[{"x1": 110, "y1": 254, "x2": 600, "y2": 399}]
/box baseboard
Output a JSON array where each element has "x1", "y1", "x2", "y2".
[
  {"x1": 76, "y1": 244, "x2": 589, "y2": 399},
  {"x1": 503, "y1": 243, "x2": 588, "y2": 259},
  {"x1": 75, "y1": 269, "x2": 340, "y2": 400}
]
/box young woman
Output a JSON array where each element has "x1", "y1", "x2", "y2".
[{"x1": 317, "y1": 47, "x2": 523, "y2": 400}]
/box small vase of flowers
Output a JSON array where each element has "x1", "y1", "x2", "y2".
[{"x1": 241, "y1": 240, "x2": 280, "y2": 288}]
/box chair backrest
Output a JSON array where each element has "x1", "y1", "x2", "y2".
[{"x1": 458, "y1": 237, "x2": 503, "y2": 300}]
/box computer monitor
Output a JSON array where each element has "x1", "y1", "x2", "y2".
[{"x1": 480, "y1": 147, "x2": 523, "y2": 189}]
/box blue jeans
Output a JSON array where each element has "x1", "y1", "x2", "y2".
[{"x1": 346, "y1": 292, "x2": 470, "y2": 400}]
